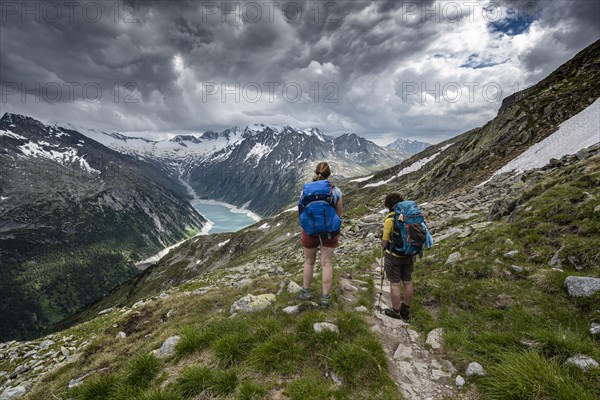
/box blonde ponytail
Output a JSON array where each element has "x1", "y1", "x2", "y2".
[{"x1": 312, "y1": 162, "x2": 331, "y2": 181}]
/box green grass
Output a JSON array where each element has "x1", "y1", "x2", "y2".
[
  {"x1": 286, "y1": 372, "x2": 332, "y2": 400},
  {"x1": 480, "y1": 351, "x2": 597, "y2": 400},
  {"x1": 237, "y1": 378, "x2": 269, "y2": 400},
  {"x1": 170, "y1": 366, "x2": 238, "y2": 397},
  {"x1": 331, "y1": 334, "x2": 390, "y2": 388},
  {"x1": 249, "y1": 332, "x2": 304, "y2": 374},
  {"x1": 212, "y1": 331, "x2": 255, "y2": 367},
  {"x1": 124, "y1": 353, "x2": 161, "y2": 388}
]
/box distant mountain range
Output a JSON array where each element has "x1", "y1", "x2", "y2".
[
  {"x1": 386, "y1": 138, "x2": 431, "y2": 154},
  {"x1": 73, "y1": 124, "x2": 413, "y2": 215}
]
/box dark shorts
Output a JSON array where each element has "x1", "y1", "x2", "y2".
[
  {"x1": 384, "y1": 253, "x2": 414, "y2": 283},
  {"x1": 301, "y1": 230, "x2": 339, "y2": 249}
]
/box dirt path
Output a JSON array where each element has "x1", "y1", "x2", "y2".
[{"x1": 366, "y1": 260, "x2": 458, "y2": 400}]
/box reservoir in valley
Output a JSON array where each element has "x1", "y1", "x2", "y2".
[{"x1": 193, "y1": 200, "x2": 261, "y2": 234}]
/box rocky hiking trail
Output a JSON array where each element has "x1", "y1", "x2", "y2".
[{"x1": 366, "y1": 259, "x2": 458, "y2": 400}]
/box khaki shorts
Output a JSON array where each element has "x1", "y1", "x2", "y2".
[{"x1": 384, "y1": 253, "x2": 414, "y2": 283}]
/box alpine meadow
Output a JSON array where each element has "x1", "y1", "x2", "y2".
[{"x1": 0, "y1": 1, "x2": 599, "y2": 400}]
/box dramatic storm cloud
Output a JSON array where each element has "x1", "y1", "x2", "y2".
[{"x1": 1, "y1": 0, "x2": 598, "y2": 144}]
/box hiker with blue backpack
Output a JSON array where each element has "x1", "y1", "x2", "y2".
[
  {"x1": 380, "y1": 192, "x2": 433, "y2": 320},
  {"x1": 297, "y1": 162, "x2": 343, "y2": 307}
]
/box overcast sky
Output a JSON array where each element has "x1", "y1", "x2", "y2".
[{"x1": 1, "y1": 0, "x2": 598, "y2": 145}]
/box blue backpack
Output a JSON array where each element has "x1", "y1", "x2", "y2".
[
  {"x1": 298, "y1": 180, "x2": 342, "y2": 238},
  {"x1": 391, "y1": 201, "x2": 434, "y2": 256}
]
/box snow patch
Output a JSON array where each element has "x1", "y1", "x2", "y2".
[
  {"x1": 217, "y1": 239, "x2": 231, "y2": 247},
  {"x1": 258, "y1": 223, "x2": 270, "y2": 229},
  {"x1": 0, "y1": 129, "x2": 27, "y2": 141},
  {"x1": 244, "y1": 142, "x2": 272, "y2": 163},
  {"x1": 349, "y1": 174, "x2": 374, "y2": 183},
  {"x1": 479, "y1": 99, "x2": 600, "y2": 186},
  {"x1": 17, "y1": 142, "x2": 100, "y2": 174}
]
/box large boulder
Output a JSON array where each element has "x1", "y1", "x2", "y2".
[
  {"x1": 564, "y1": 276, "x2": 600, "y2": 297},
  {"x1": 154, "y1": 335, "x2": 180, "y2": 359},
  {"x1": 230, "y1": 294, "x2": 276, "y2": 314}
]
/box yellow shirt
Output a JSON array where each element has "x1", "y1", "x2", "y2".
[{"x1": 382, "y1": 212, "x2": 403, "y2": 258}]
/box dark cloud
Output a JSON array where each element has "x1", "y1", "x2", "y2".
[{"x1": 0, "y1": 0, "x2": 598, "y2": 143}]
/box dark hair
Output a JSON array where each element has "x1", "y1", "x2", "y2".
[
  {"x1": 312, "y1": 161, "x2": 331, "y2": 181},
  {"x1": 384, "y1": 192, "x2": 404, "y2": 211}
]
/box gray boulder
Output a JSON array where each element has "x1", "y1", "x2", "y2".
[
  {"x1": 564, "y1": 276, "x2": 600, "y2": 297},
  {"x1": 591, "y1": 322, "x2": 600, "y2": 335},
  {"x1": 455, "y1": 375, "x2": 465, "y2": 388},
  {"x1": 313, "y1": 322, "x2": 339, "y2": 334},
  {"x1": 445, "y1": 252, "x2": 461, "y2": 265},
  {"x1": 230, "y1": 294, "x2": 276, "y2": 314},
  {"x1": 466, "y1": 362, "x2": 486, "y2": 377},
  {"x1": 287, "y1": 281, "x2": 303, "y2": 294},
  {"x1": 0, "y1": 386, "x2": 28, "y2": 400},
  {"x1": 154, "y1": 336, "x2": 180, "y2": 359},
  {"x1": 565, "y1": 355, "x2": 599, "y2": 372},
  {"x1": 425, "y1": 328, "x2": 444, "y2": 350},
  {"x1": 504, "y1": 250, "x2": 519, "y2": 258}
]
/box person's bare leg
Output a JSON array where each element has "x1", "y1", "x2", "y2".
[
  {"x1": 402, "y1": 281, "x2": 413, "y2": 306},
  {"x1": 390, "y1": 282, "x2": 401, "y2": 311},
  {"x1": 320, "y1": 246, "x2": 335, "y2": 295},
  {"x1": 303, "y1": 247, "x2": 318, "y2": 289}
]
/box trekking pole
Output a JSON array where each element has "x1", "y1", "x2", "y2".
[{"x1": 375, "y1": 246, "x2": 384, "y2": 313}]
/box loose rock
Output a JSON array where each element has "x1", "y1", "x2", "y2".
[
  {"x1": 154, "y1": 336, "x2": 180, "y2": 359},
  {"x1": 564, "y1": 276, "x2": 600, "y2": 297},
  {"x1": 313, "y1": 322, "x2": 339, "y2": 334},
  {"x1": 445, "y1": 252, "x2": 461, "y2": 265},
  {"x1": 230, "y1": 294, "x2": 276, "y2": 313},
  {"x1": 504, "y1": 250, "x2": 519, "y2": 258},
  {"x1": 282, "y1": 305, "x2": 300, "y2": 315},
  {"x1": 287, "y1": 281, "x2": 303, "y2": 294},
  {"x1": 590, "y1": 322, "x2": 600, "y2": 335},
  {"x1": 455, "y1": 375, "x2": 465, "y2": 388},
  {"x1": 466, "y1": 362, "x2": 486, "y2": 377},
  {"x1": 425, "y1": 328, "x2": 444, "y2": 350},
  {"x1": 0, "y1": 385, "x2": 28, "y2": 400},
  {"x1": 565, "y1": 355, "x2": 599, "y2": 372}
]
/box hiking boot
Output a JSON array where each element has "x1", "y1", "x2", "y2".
[
  {"x1": 384, "y1": 308, "x2": 402, "y2": 319},
  {"x1": 298, "y1": 288, "x2": 312, "y2": 300},
  {"x1": 320, "y1": 294, "x2": 331, "y2": 308},
  {"x1": 400, "y1": 302, "x2": 410, "y2": 320}
]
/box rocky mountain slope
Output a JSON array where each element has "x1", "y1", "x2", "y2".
[
  {"x1": 0, "y1": 114, "x2": 206, "y2": 341},
  {"x1": 3, "y1": 141, "x2": 598, "y2": 400}
]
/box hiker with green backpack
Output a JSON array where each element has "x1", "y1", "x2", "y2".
[
  {"x1": 297, "y1": 162, "x2": 343, "y2": 307},
  {"x1": 380, "y1": 192, "x2": 433, "y2": 320}
]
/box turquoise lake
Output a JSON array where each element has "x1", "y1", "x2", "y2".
[{"x1": 193, "y1": 202, "x2": 258, "y2": 234}]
